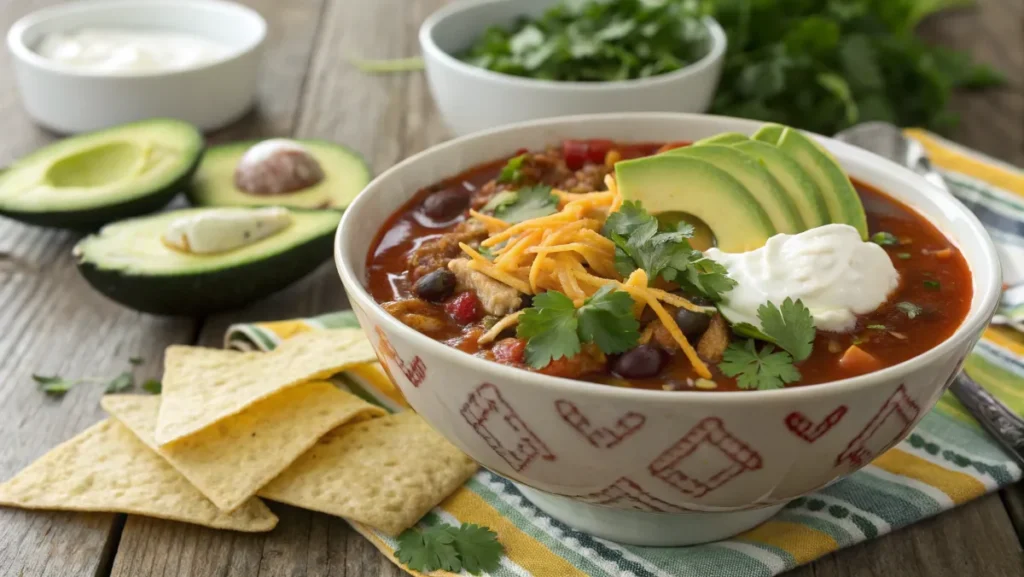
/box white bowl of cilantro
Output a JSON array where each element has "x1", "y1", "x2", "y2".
[{"x1": 420, "y1": 0, "x2": 727, "y2": 136}]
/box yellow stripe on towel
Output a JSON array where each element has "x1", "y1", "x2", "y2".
[
  {"x1": 905, "y1": 129, "x2": 1024, "y2": 197},
  {"x1": 348, "y1": 363, "x2": 411, "y2": 409},
  {"x1": 983, "y1": 327, "x2": 1024, "y2": 358},
  {"x1": 737, "y1": 521, "x2": 838, "y2": 564},
  {"x1": 260, "y1": 320, "x2": 314, "y2": 341},
  {"x1": 441, "y1": 489, "x2": 589, "y2": 577},
  {"x1": 873, "y1": 449, "x2": 987, "y2": 504}
]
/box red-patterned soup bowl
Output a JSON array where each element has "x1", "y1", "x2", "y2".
[{"x1": 334, "y1": 113, "x2": 1000, "y2": 546}]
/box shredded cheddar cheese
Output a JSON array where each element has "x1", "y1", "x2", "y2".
[{"x1": 459, "y1": 174, "x2": 711, "y2": 378}]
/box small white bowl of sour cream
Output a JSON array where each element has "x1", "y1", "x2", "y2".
[{"x1": 6, "y1": 0, "x2": 266, "y2": 134}]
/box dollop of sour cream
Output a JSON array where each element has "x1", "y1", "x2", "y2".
[
  {"x1": 35, "y1": 28, "x2": 228, "y2": 73},
  {"x1": 706, "y1": 224, "x2": 900, "y2": 333},
  {"x1": 163, "y1": 208, "x2": 293, "y2": 255}
]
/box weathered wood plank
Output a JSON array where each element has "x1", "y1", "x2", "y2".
[{"x1": 918, "y1": 0, "x2": 1024, "y2": 166}]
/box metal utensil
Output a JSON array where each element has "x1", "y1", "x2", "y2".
[{"x1": 834, "y1": 121, "x2": 1024, "y2": 468}]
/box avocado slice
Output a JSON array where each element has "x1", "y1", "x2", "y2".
[
  {"x1": 189, "y1": 140, "x2": 371, "y2": 210},
  {"x1": 616, "y1": 155, "x2": 776, "y2": 253},
  {"x1": 754, "y1": 124, "x2": 868, "y2": 238},
  {"x1": 693, "y1": 132, "x2": 749, "y2": 146},
  {"x1": 0, "y1": 119, "x2": 203, "y2": 229},
  {"x1": 732, "y1": 140, "x2": 831, "y2": 229},
  {"x1": 73, "y1": 208, "x2": 340, "y2": 316},
  {"x1": 663, "y1": 144, "x2": 805, "y2": 234}
]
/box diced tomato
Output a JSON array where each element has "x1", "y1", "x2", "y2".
[
  {"x1": 562, "y1": 139, "x2": 588, "y2": 170},
  {"x1": 492, "y1": 337, "x2": 526, "y2": 365},
  {"x1": 514, "y1": 147, "x2": 529, "y2": 156},
  {"x1": 838, "y1": 345, "x2": 882, "y2": 375},
  {"x1": 445, "y1": 292, "x2": 482, "y2": 325},
  {"x1": 585, "y1": 139, "x2": 614, "y2": 164}
]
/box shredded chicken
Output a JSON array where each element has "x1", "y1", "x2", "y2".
[
  {"x1": 406, "y1": 219, "x2": 487, "y2": 281},
  {"x1": 448, "y1": 258, "x2": 522, "y2": 316},
  {"x1": 382, "y1": 300, "x2": 447, "y2": 334},
  {"x1": 696, "y1": 315, "x2": 731, "y2": 363}
]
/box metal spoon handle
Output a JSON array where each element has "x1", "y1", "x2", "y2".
[{"x1": 949, "y1": 372, "x2": 1024, "y2": 469}]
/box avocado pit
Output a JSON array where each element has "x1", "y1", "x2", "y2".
[{"x1": 234, "y1": 139, "x2": 325, "y2": 196}]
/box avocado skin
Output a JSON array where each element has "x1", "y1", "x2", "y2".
[
  {"x1": 75, "y1": 227, "x2": 333, "y2": 316},
  {"x1": 0, "y1": 149, "x2": 204, "y2": 231}
]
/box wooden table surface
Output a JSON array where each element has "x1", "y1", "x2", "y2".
[{"x1": 1, "y1": 1, "x2": 1022, "y2": 575}]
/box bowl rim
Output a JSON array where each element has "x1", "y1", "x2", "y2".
[
  {"x1": 6, "y1": 0, "x2": 267, "y2": 79},
  {"x1": 418, "y1": 0, "x2": 728, "y2": 91},
  {"x1": 335, "y1": 112, "x2": 1002, "y2": 405}
]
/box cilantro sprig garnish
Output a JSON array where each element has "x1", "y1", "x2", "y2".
[
  {"x1": 32, "y1": 374, "x2": 77, "y2": 396},
  {"x1": 497, "y1": 154, "x2": 527, "y2": 184},
  {"x1": 517, "y1": 286, "x2": 639, "y2": 368},
  {"x1": 603, "y1": 201, "x2": 735, "y2": 301},
  {"x1": 719, "y1": 340, "x2": 801, "y2": 390},
  {"x1": 482, "y1": 185, "x2": 558, "y2": 224},
  {"x1": 718, "y1": 298, "x2": 816, "y2": 390},
  {"x1": 395, "y1": 523, "x2": 502, "y2": 575}
]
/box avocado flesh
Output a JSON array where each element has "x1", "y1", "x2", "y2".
[
  {"x1": 752, "y1": 124, "x2": 785, "y2": 145},
  {"x1": 189, "y1": 140, "x2": 371, "y2": 210},
  {"x1": 732, "y1": 140, "x2": 831, "y2": 229},
  {"x1": 693, "y1": 132, "x2": 749, "y2": 146},
  {"x1": 663, "y1": 144, "x2": 805, "y2": 234},
  {"x1": 73, "y1": 208, "x2": 340, "y2": 315},
  {"x1": 0, "y1": 119, "x2": 203, "y2": 229},
  {"x1": 615, "y1": 155, "x2": 776, "y2": 253}
]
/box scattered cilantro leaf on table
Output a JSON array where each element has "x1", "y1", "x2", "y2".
[
  {"x1": 719, "y1": 340, "x2": 802, "y2": 390},
  {"x1": 396, "y1": 523, "x2": 502, "y2": 575},
  {"x1": 487, "y1": 185, "x2": 558, "y2": 224},
  {"x1": 897, "y1": 301, "x2": 923, "y2": 319},
  {"x1": 518, "y1": 287, "x2": 639, "y2": 368},
  {"x1": 104, "y1": 371, "x2": 135, "y2": 394},
  {"x1": 128, "y1": 356, "x2": 144, "y2": 366},
  {"x1": 32, "y1": 374, "x2": 77, "y2": 396},
  {"x1": 141, "y1": 379, "x2": 162, "y2": 394},
  {"x1": 757, "y1": 298, "x2": 816, "y2": 361}
]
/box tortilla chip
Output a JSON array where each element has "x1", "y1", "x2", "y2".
[
  {"x1": 259, "y1": 412, "x2": 478, "y2": 535},
  {"x1": 0, "y1": 419, "x2": 277, "y2": 532},
  {"x1": 155, "y1": 329, "x2": 377, "y2": 445},
  {"x1": 103, "y1": 382, "x2": 385, "y2": 511}
]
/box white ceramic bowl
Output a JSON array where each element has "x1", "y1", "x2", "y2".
[
  {"x1": 7, "y1": 0, "x2": 266, "y2": 134},
  {"x1": 419, "y1": 0, "x2": 727, "y2": 137},
  {"x1": 336, "y1": 113, "x2": 1001, "y2": 546}
]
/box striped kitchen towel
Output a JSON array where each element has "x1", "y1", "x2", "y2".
[{"x1": 224, "y1": 131, "x2": 1024, "y2": 577}]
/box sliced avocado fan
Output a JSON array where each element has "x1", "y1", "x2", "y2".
[
  {"x1": 0, "y1": 119, "x2": 203, "y2": 229},
  {"x1": 753, "y1": 124, "x2": 868, "y2": 239},
  {"x1": 73, "y1": 207, "x2": 340, "y2": 316},
  {"x1": 189, "y1": 140, "x2": 371, "y2": 210}
]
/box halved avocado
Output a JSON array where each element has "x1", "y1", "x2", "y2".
[
  {"x1": 189, "y1": 140, "x2": 371, "y2": 210},
  {"x1": 616, "y1": 155, "x2": 776, "y2": 252},
  {"x1": 72, "y1": 208, "x2": 340, "y2": 316},
  {"x1": 663, "y1": 144, "x2": 805, "y2": 234},
  {"x1": 0, "y1": 119, "x2": 203, "y2": 229}
]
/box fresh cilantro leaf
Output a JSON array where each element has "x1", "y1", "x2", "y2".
[
  {"x1": 477, "y1": 245, "x2": 496, "y2": 260},
  {"x1": 870, "y1": 231, "x2": 899, "y2": 246},
  {"x1": 719, "y1": 340, "x2": 802, "y2": 390},
  {"x1": 395, "y1": 526, "x2": 461, "y2": 573},
  {"x1": 517, "y1": 290, "x2": 580, "y2": 368},
  {"x1": 141, "y1": 379, "x2": 162, "y2": 394},
  {"x1": 576, "y1": 285, "x2": 640, "y2": 354},
  {"x1": 674, "y1": 253, "x2": 737, "y2": 301},
  {"x1": 493, "y1": 185, "x2": 558, "y2": 224},
  {"x1": 129, "y1": 356, "x2": 144, "y2": 366},
  {"x1": 481, "y1": 190, "x2": 518, "y2": 214},
  {"x1": 603, "y1": 201, "x2": 657, "y2": 237},
  {"x1": 104, "y1": 371, "x2": 134, "y2": 393},
  {"x1": 924, "y1": 280, "x2": 941, "y2": 290},
  {"x1": 32, "y1": 374, "x2": 77, "y2": 396},
  {"x1": 867, "y1": 324, "x2": 887, "y2": 330},
  {"x1": 446, "y1": 523, "x2": 503, "y2": 575},
  {"x1": 757, "y1": 298, "x2": 815, "y2": 362},
  {"x1": 896, "y1": 301, "x2": 923, "y2": 319},
  {"x1": 497, "y1": 154, "x2": 527, "y2": 184},
  {"x1": 897, "y1": 252, "x2": 912, "y2": 260}
]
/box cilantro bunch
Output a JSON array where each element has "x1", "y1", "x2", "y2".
[
  {"x1": 460, "y1": 0, "x2": 709, "y2": 82},
  {"x1": 602, "y1": 201, "x2": 735, "y2": 301},
  {"x1": 395, "y1": 522, "x2": 503, "y2": 574},
  {"x1": 517, "y1": 286, "x2": 640, "y2": 368},
  {"x1": 707, "y1": 0, "x2": 1005, "y2": 135},
  {"x1": 719, "y1": 298, "x2": 817, "y2": 390}
]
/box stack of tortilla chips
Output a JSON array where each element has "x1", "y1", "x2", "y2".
[{"x1": 0, "y1": 329, "x2": 478, "y2": 534}]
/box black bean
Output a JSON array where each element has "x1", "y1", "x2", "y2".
[
  {"x1": 421, "y1": 189, "x2": 469, "y2": 221},
  {"x1": 519, "y1": 294, "x2": 534, "y2": 309},
  {"x1": 674, "y1": 308, "x2": 712, "y2": 340},
  {"x1": 413, "y1": 269, "x2": 456, "y2": 302},
  {"x1": 611, "y1": 344, "x2": 666, "y2": 379},
  {"x1": 671, "y1": 291, "x2": 714, "y2": 308}
]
